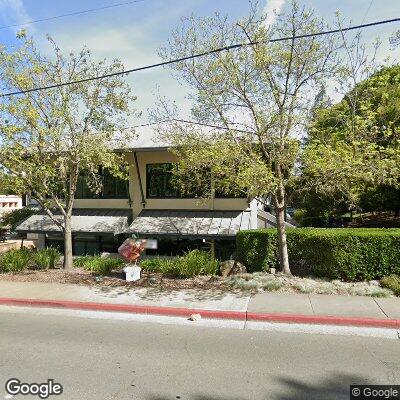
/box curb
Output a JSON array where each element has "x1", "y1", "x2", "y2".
[{"x1": 0, "y1": 297, "x2": 398, "y2": 329}]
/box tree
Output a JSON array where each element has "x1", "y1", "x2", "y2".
[
  {"x1": 154, "y1": 1, "x2": 339, "y2": 274},
  {"x1": 0, "y1": 34, "x2": 136, "y2": 269},
  {"x1": 302, "y1": 64, "x2": 400, "y2": 215},
  {"x1": 0, "y1": 170, "x2": 15, "y2": 194}
]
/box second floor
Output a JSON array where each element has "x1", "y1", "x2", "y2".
[{"x1": 73, "y1": 149, "x2": 249, "y2": 216}]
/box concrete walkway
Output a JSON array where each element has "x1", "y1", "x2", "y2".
[{"x1": 0, "y1": 280, "x2": 399, "y2": 323}]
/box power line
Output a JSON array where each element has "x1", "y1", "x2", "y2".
[
  {"x1": 361, "y1": 0, "x2": 374, "y2": 25},
  {"x1": 1, "y1": 16, "x2": 399, "y2": 98},
  {"x1": 0, "y1": 0, "x2": 146, "y2": 31}
]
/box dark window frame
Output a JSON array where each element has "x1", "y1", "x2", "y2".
[
  {"x1": 76, "y1": 168, "x2": 129, "y2": 200},
  {"x1": 146, "y1": 163, "x2": 185, "y2": 199}
]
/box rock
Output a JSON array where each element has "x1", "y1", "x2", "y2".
[
  {"x1": 220, "y1": 260, "x2": 247, "y2": 277},
  {"x1": 369, "y1": 280, "x2": 380, "y2": 287},
  {"x1": 270, "y1": 268, "x2": 276, "y2": 275},
  {"x1": 188, "y1": 313, "x2": 201, "y2": 321},
  {"x1": 148, "y1": 277, "x2": 158, "y2": 285}
]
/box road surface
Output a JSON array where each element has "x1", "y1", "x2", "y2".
[{"x1": 0, "y1": 307, "x2": 399, "y2": 400}]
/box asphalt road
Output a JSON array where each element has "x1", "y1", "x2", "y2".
[{"x1": 0, "y1": 308, "x2": 399, "y2": 400}]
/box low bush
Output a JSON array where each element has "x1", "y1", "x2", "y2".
[
  {"x1": 381, "y1": 275, "x2": 400, "y2": 296},
  {"x1": 0, "y1": 248, "x2": 32, "y2": 273},
  {"x1": 74, "y1": 255, "x2": 124, "y2": 276},
  {"x1": 33, "y1": 248, "x2": 61, "y2": 269},
  {"x1": 140, "y1": 257, "x2": 180, "y2": 275},
  {"x1": 140, "y1": 250, "x2": 219, "y2": 278},
  {"x1": 237, "y1": 228, "x2": 400, "y2": 281}
]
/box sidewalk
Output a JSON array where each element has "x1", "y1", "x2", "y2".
[{"x1": 0, "y1": 280, "x2": 399, "y2": 328}]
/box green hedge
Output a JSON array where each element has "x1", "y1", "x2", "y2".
[{"x1": 236, "y1": 228, "x2": 400, "y2": 281}]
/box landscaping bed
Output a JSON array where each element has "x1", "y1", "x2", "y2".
[
  {"x1": 0, "y1": 246, "x2": 398, "y2": 297},
  {"x1": 0, "y1": 267, "x2": 397, "y2": 297}
]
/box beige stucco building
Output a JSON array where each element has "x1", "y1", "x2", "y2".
[{"x1": 16, "y1": 123, "x2": 288, "y2": 258}]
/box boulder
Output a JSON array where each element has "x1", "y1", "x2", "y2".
[{"x1": 220, "y1": 260, "x2": 247, "y2": 277}]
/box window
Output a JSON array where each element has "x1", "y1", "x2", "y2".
[
  {"x1": 146, "y1": 163, "x2": 245, "y2": 199},
  {"x1": 76, "y1": 169, "x2": 129, "y2": 199},
  {"x1": 146, "y1": 163, "x2": 181, "y2": 198}
]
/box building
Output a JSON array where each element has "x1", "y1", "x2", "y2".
[
  {"x1": 0, "y1": 195, "x2": 23, "y2": 217},
  {"x1": 15, "y1": 123, "x2": 293, "y2": 258}
]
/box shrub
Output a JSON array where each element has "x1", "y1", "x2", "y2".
[
  {"x1": 140, "y1": 250, "x2": 219, "y2": 278},
  {"x1": 381, "y1": 275, "x2": 400, "y2": 296},
  {"x1": 74, "y1": 255, "x2": 124, "y2": 276},
  {"x1": 0, "y1": 248, "x2": 32, "y2": 273},
  {"x1": 33, "y1": 248, "x2": 61, "y2": 269},
  {"x1": 140, "y1": 258, "x2": 165, "y2": 272},
  {"x1": 141, "y1": 257, "x2": 180, "y2": 275},
  {"x1": 176, "y1": 250, "x2": 219, "y2": 277},
  {"x1": 236, "y1": 228, "x2": 400, "y2": 281}
]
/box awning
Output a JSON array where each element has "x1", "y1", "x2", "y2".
[
  {"x1": 126, "y1": 210, "x2": 252, "y2": 238},
  {"x1": 15, "y1": 209, "x2": 131, "y2": 235}
]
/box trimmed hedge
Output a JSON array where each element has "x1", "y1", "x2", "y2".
[{"x1": 236, "y1": 228, "x2": 400, "y2": 281}]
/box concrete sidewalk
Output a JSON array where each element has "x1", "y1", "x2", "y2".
[{"x1": 0, "y1": 280, "x2": 399, "y2": 327}]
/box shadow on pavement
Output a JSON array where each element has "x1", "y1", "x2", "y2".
[
  {"x1": 272, "y1": 372, "x2": 370, "y2": 400},
  {"x1": 91, "y1": 285, "x2": 249, "y2": 302},
  {"x1": 145, "y1": 373, "x2": 370, "y2": 400}
]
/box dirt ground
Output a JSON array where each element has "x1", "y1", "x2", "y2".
[{"x1": 0, "y1": 267, "x2": 229, "y2": 291}]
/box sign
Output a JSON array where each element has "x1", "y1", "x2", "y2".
[{"x1": 145, "y1": 239, "x2": 158, "y2": 250}]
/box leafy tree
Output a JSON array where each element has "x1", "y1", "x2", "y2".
[
  {"x1": 302, "y1": 64, "x2": 400, "y2": 215},
  {"x1": 155, "y1": 1, "x2": 340, "y2": 274},
  {"x1": 0, "y1": 34, "x2": 136, "y2": 269}
]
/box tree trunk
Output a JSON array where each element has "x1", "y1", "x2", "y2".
[
  {"x1": 274, "y1": 181, "x2": 291, "y2": 275},
  {"x1": 63, "y1": 214, "x2": 73, "y2": 270}
]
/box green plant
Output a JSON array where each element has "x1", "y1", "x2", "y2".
[
  {"x1": 381, "y1": 275, "x2": 400, "y2": 296},
  {"x1": 0, "y1": 248, "x2": 31, "y2": 273},
  {"x1": 140, "y1": 250, "x2": 219, "y2": 278},
  {"x1": 33, "y1": 247, "x2": 61, "y2": 269},
  {"x1": 237, "y1": 228, "x2": 400, "y2": 281},
  {"x1": 74, "y1": 255, "x2": 124, "y2": 276},
  {"x1": 176, "y1": 250, "x2": 219, "y2": 277},
  {"x1": 140, "y1": 258, "x2": 166, "y2": 273}
]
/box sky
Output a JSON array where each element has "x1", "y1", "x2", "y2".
[{"x1": 0, "y1": 0, "x2": 399, "y2": 125}]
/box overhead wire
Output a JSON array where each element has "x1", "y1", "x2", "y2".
[{"x1": 1, "y1": 16, "x2": 399, "y2": 97}]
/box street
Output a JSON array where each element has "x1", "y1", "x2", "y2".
[{"x1": 0, "y1": 307, "x2": 399, "y2": 400}]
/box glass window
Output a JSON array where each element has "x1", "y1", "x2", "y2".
[
  {"x1": 146, "y1": 163, "x2": 181, "y2": 198},
  {"x1": 76, "y1": 169, "x2": 129, "y2": 199}
]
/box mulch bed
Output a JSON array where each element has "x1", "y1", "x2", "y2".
[{"x1": 0, "y1": 268, "x2": 229, "y2": 291}]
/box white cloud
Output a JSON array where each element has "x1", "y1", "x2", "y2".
[
  {"x1": 39, "y1": 6, "x2": 193, "y2": 125},
  {"x1": 263, "y1": 0, "x2": 286, "y2": 29},
  {"x1": 0, "y1": 0, "x2": 34, "y2": 33}
]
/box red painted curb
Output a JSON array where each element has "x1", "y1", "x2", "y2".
[
  {"x1": 0, "y1": 297, "x2": 398, "y2": 329},
  {"x1": 0, "y1": 297, "x2": 246, "y2": 321},
  {"x1": 246, "y1": 312, "x2": 400, "y2": 329}
]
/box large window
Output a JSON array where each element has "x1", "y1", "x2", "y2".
[
  {"x1": 76, "y1": 169, "x2": 129, "y2": 199},
  {"x1": 146, "y1": 163, "x2": 181, "y2": 198},
  {"x1": 146, "y1": 163, "x2": 245, "y2": 199}
]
